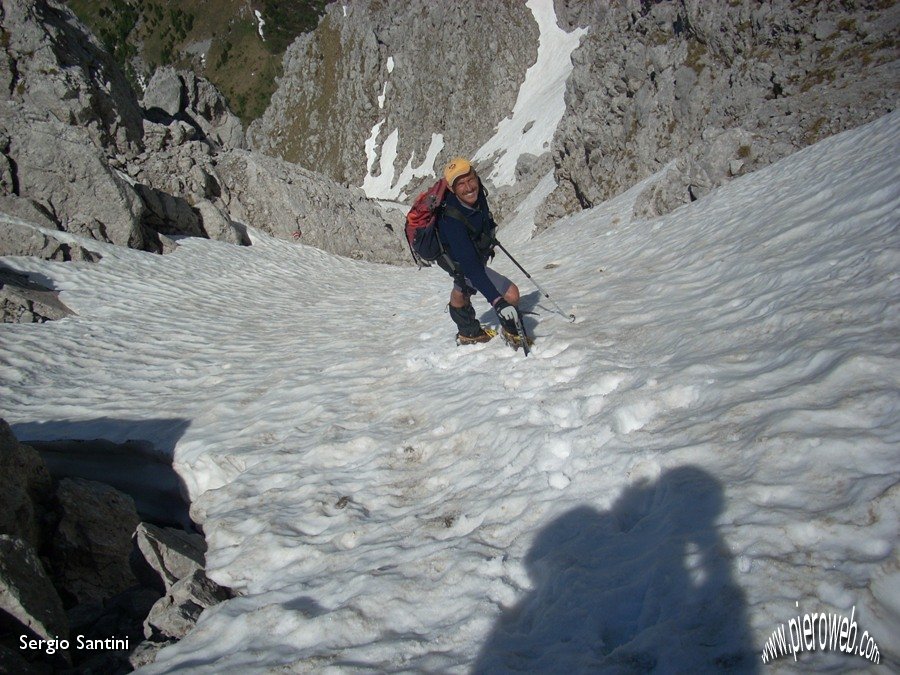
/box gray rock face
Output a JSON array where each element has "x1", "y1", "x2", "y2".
[
  {"x1": 543, "y1": 0, "x2": 900, "y2": 222},
  {"x1": 0, "y1": 1, "x2": 247, "y2": 264},
  {"x1": 0, "y1": 0, "x2": 143, "y2": 156},
  {"x1": 0, "y1": 265, "x2": 75, "y2": 323},
  {"x1": 142, "y1": 67, "x2": 246, "y2": 151},
  {"x1": 1, "y1": 106, "x2": 154, "y2": 249},
  {"x1": 0, "y1": 418, "x2": 53, "y2": 549},
  {"x1": 0, "y1": 421, "x2": 233, "y2": 671},
  {"x1": 215, "y1": 150, "x2": 407, "y2": 264},
  {"x1": 249, "y1": 0, "x2": 896, "y2": 229},
  {"x1": 0, "y1": 535, "x2": 68, "y2": 641},
  {"x1": 132, "y1": 523, "x2": 206, "y2": 593},
  {"x1": 0, "y1": 5, "x2": 210, "y2": 260},
  {"x1": 248, "y1": 0, "x2": 538, "y2": 188},
  {"x1": 142, "y1": 67, "x2": 186, "y2": 119},
  {"x1": 51, "y1": 478, "x2": 141, "y2": 606},
  {"x1": 194, "y1": 199, "x2": 248, "y2": 246},
  {"x1": 144, "y1": 569, "x2": 232, "y2": 641}
]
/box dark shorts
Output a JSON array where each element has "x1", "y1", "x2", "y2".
[{"x1": 453, "y1": 266, "x2": 513, "y2": 297}]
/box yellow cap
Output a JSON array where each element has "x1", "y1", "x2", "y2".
[{"x1": 444, "y1": 157, "x2": 473, "y2": 188}]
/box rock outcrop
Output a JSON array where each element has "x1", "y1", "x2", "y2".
[
  {"x1": 0, "y1": 263, "x2": 75, "y2": 323},
  {"x1": 51, "y1": 477, "x2": 142, "y2": 607},
  {"x1": 0, "y1": 535, "x2": 68, "y2": 642},
  {"x1": 0, "y1": 418, "x2": 53, "y2": 549},
  {"x1": 215, "y1": 150, "x2": 406, "y2": 263},
  {"x1": 2, "y1": 108, "x2": 154, "y2": 247},
  {"x1": 1, "y1": 0, "x2": 415, "y2": 325},
  {"x1": 142, "y1": 66, "x2": 246, "y2": 151},
  {"x1": 0, "y1": 419, "x2": 234, "y2": 672},
  {"x1": 132, "y1": 523, "x2": 206, "y2": 593},
  {"x1": 130, "y1": 522, "x2": 233, "y2": 668},
  {"x1": 543, "y1": 0, "x2": 899, "y2": 223},
  {"x1": 250, "y1": 0, "x2": 897, "y2": 228},
  {"x1": 248, "y1": 0, "x2": 538, "y2": 189},
  {"x1": 0, "y1": 0, "x2": 160, "y2": 258},
  {"x1": 0, "y1": 0, "x2": 143, "y2": 157}
]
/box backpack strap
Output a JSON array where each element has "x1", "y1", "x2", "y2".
[
  {"x1": 443, "y1": 203, "x2": 496, "y2": 255},
  {"x1": 435, "y1": 190, "x2": 496, "y2": 288}
]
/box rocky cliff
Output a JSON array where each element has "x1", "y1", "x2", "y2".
[
  {"x1": 546, "y1": 0, "x2": 899, "y2": 222},
  {"x1": 250, "y1": 0, "x2": 897, "y2": 226},
  {"x1": 0, "y1": 0, "x2": 408, "y2": 323},
  {"x1": 2, "y1": 0, "x2": 898, "y2": 325},
  {"x1": 248, "y1": 0, "x2": 539, "y2": 190}
]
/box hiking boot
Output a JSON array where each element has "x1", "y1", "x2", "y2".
[
  {"x1": 457, "y1": 327, "x2": 497, "y2": 345},
  {"x1": 501, "y1": 326, "x2": 534, "y2": 349}
]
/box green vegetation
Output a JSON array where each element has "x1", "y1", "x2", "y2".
[
  {"x1": 685, "y1": 39, "x2": 707, "y2": 75},
  {"x1": 262, "y1": 0, "x2": 329, "y2": 54},
  {"x1": 61, "y1": 0, "x2": 328, "y2": 123},
  {"x1": 281, "y1": 15, "x2": 344, "y2": 171}
]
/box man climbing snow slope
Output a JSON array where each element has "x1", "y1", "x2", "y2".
[{"x1": 438, "y1": 157, "x2": 527, "y2": 347}]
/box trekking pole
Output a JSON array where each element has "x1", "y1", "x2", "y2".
[{"x1": 493, "y1": 240, "x2": 576, "y2": 322}]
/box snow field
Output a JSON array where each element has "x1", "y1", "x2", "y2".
[{"x1": 1, "y1": 114, "x2": 897, "y2": 671}]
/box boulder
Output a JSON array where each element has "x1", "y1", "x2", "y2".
[
  {"x1": 144, "y1": 569, "x2": 233, "y2": 640},
  {"x1": 142, "y1": 67, "x2": 186, "y2": 119},
  {"x1": 195, "y1": 199, "x2": 248, "y2": 245},
  {"x1": 0, "y1": 535, "x2": 68, "y2": 641},
  {"x1": 0, "y1": 419, "x2": 53, "y2": 548},
  {"x1": 51, "y1": 478, "x2": 141, "y2": 606},
  {"x1": 142, "y1": 66, "x2": 245, "y2": 150},
  {"x1": 132, "y1": 523, "x2": 206, "y2": 593}
]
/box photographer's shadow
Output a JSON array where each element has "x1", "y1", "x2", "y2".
[{"x1": 473, "y1": 466, "x2": 758, "y2": 673}]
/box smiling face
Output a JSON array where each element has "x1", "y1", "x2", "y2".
[{"x1": 450, "y1": 170, "x2": 480, "y2": 207}]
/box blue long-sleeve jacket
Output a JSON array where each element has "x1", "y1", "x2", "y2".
[{"x1": 438, "y1": 190, "x2": 500, "y2": 304}]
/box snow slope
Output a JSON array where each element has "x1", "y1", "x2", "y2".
[{"x1": 1, "y1": 110, "x2": 897, "y2": 672}]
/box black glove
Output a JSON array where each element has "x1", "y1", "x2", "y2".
[{"x1": 494, "y1": 299, "x2": 521, "y2": 333}]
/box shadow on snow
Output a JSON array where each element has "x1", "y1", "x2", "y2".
[
  {"x1": 473, "y1": 465, "x2": 758, "y2": 673},
  {"x1": 12, "y1": 417, "x2": 194, "y2": 530}
]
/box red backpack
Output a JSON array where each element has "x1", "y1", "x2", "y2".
[{"x1": 404, "y1": 179, "x2": 448, "y2": 267}]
